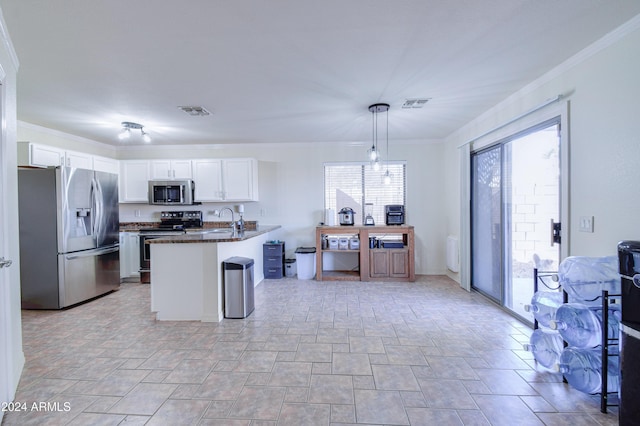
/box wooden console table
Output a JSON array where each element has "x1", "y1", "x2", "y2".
[{"x1": 315, "y1": 225, "x2": 415, "y2": 282}]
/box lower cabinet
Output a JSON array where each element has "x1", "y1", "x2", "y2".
[
  {"x1": 369, "y1": 249, "x2": 409, "y2": 278},
  {"x1": 315, "y1": 225, "x2": 414, "y2": 282},
  {"x1": 119, "y1": 232, "x2": 140, "y2": 280}
]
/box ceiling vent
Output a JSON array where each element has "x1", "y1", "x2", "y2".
[
  {"x1": 402, "y1": 98, "x2": 431, "y2": 109},
  {"x1": 178, "y1": 106, "x2": 211, "y2": 116}
]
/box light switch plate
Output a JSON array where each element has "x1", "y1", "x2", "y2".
[{"x1": 579, "y1": 216, "x2": 594, "y2": 233}]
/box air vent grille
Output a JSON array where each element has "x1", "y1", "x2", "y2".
[
  {"x1": 178, "y1": 106, "x2": 211, "y2": 116},
  {"x1": 402, "y1": 98, "x2": 431, "y2": 109}
]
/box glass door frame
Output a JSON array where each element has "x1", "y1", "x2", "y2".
[{"x1": 470, "y1": 116, "x2": 565, "y2": 324}]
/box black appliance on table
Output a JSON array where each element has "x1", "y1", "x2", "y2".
[
  {"x1": 385, "y1": 205, "x2": 405, "y2": 225},
  {"x1": 138, "y1": 211, "x2": 203, "y2": 283},
  {"x1": 618, "y1": 241, "x2": 640, "y2": 425}
]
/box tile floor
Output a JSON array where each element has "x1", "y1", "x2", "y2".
[{"x1": 2, "y1": 275, "x2": 619, "y2": 425}]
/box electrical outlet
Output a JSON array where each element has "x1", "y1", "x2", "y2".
[
  {"x1": 579, "y1": 216, "x2": 594, "y2": 233},
  {"x1": 260, "y1": 208, "x2": 266, "y2": 217},
  {"x1": 134, "y1": 209, "x2": 141, "y2": 218}
]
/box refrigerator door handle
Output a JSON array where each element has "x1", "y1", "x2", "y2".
[
  {"x1": 90, "y1": 177, "x2": 97, "y2": 238},
  {"x1": 64, "y1": 245, "x2": 119, "y2": 260},
  {"x1": 92, "y1": 176, "x2": 105, "y2": 243}
]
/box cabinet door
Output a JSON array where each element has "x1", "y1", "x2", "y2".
[
  {"x1": 222, "y1": 158, "x2": 258, "y2": 201},
  {"x1": 192, "y1": 159, "x2": 223, "y2": 201},
  {"x1": 171, "y1": 160, "x2": 192, "y2": 179},
  {"x1": 150, "y1": 160, "x2": 192, "y2": 179},
  {"x1": 65, "y1": 150, "x2": 93, "y2": 169},
  {"x1": 389, "y1": 250, "x2": 409, "y2": 278},
  {"x1": 128, "y1": 233, "x2": 140, "y2": 277},
  {"x1": 29, "y1": 144, "x2": 64, "y2": 167},
  {"x1": 119, "y1": 160, "x2": 150, "y2": 202},
  {"x1": 150, "y1": 160, "x2": 172, "y2": 179},
  {"x1": 369, "y1": 250, "x2": 390, "y2": 278},
  {"x1": 119, "y1": 233, "x2": 129, "y2": 279},
  {"x1": 93, "y1": 155, "x2": 119, "y2": 174}
]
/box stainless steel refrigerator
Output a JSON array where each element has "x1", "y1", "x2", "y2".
[{"x1": 18, "y1": 166, "x2": 120, "y2": 309}]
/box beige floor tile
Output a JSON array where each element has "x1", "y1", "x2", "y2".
[{"x1": 3, "y1": 277, "x2": 614, "y2": 425}]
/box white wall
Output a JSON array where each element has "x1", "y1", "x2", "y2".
[
  {"x1": 119, "y1": 142, "x2": 447, "y2": 273},
  {"x1": 444, "y1": 17, "x2": 640, "y2": 283},
  {"x1": 16, "y1": 128, "x2": 447, "y2": 274}
]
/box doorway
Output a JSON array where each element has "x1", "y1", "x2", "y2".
[
  {"x1": 471, "y1": 118, "x2": 561, "y2": 323},
  {"x1": 0, "y1": 80, "x2": 10, "y2": 410}
]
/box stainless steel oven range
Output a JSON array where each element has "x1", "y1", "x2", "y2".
[{"x1": 138, "y1": 210, "x2": 203, "y2": 283}]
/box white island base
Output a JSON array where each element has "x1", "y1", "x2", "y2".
[{"x1": 150, "y1": 233, "x2": 272, "y2": 322}]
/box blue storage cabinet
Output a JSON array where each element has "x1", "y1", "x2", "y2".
[{"x1": 263, "y1": 242, "x2": 285, "y2": 279}]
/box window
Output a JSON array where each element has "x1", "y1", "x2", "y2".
[{"x1": 324, "y1": 161, "x2": 406, "y2": 225}]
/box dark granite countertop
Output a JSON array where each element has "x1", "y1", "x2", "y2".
[{"x1": 145, "y1": 225, "x2": 281, "y2": 244}]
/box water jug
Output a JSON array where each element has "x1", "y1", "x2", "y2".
[
  {"x1": 522, "y1": 328, "x2": 564, "y2": 369},
  {"x1": 558, "y1": 256, "x2": 621, "y2": 304},
  {"x1": 556, "y1": 346, "x2": 619, "y2": 394},
  {"x1": 524, "y1": 291, "x2": 563, "y2": 328},
  {"x1": 549, "y1": 303, "x2": 621, "y2": 348}
]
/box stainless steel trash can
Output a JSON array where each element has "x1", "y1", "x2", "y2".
[{"x1": 223, "y1": 257, "x2": 254, "y2": 318}]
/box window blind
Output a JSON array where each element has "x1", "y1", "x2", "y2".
[{"x1": 324, "y1": 161, "x2": 406, "y2": 226}]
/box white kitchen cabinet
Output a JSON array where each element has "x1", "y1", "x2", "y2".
[
  {"x1": 93, "y1": 155, "x2": 119, "y2": 174},
  {"x1": 223, "y1": 158, "x2": 259, "y2": 201},
  {"x1": 64, "y1": 150, "x2": 93, "y2": 169},
  {"x1": 18, "y1": 142, "x2": 63, "y2": 167},
  {"x1": 192, "y1": 158, "x2": 258, "y2": 202},
  {"x1": 192, "y1": 159, "x2": 223, "y2": 201},
  {"x1": 18, "y1": 142, "x2": 119, "y2": 174},
  {"x1": 119, "y1": 232, "x2": 140, "y2": 279},
  {"x1": 119, "y1": 160, "x2": 150, "y2": 203},
  {"x1": 150, "y1": 160, "x2": 192, "y2": 179}
]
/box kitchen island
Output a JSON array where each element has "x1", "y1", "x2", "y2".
[{"x1": 147, "y1": 225, "x2": 280, "y2": 322}]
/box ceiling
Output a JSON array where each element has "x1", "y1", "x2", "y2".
[{"x1": 1, "y1": 1, "x2": 639, "y2": 147}]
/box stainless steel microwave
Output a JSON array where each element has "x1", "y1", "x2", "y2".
[{"x1": 148, "y1": 180, "x2": 196, "y2": 205}]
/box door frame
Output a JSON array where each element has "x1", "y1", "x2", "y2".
[
  {"x1": 0, "y1": 33, "x2": 22, "y2": 415},
  {"x1": 463, "y1": 100, "x2": 570, "y2": 302}
]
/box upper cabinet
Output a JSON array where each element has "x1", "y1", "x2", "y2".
[
  {"x1": 150, "y1": 160, "x2": 192, "y2": 180},
  {"x1": 64, "y1": 150, "x2": 93, "y2": 169},
  {"x1": 22, "y1": 143, "x2": 63, "y2": 167},
  {"x1": 119, "y1": 160, "x2": 151, "y2": 203},
  {"x1": 192, "y1": 159, "x2": 223, "y2": 201},
  {"x1": 192, "y1": 158, "x2": 258, "y2": 202},
  {"x1": 92, "y1": 155, "x2": 119, "y2": 174},
  {"x1": 222, "y1": 158, "x2": 258, "y2": 201},
  {"x1": 18, "y1": 142, "x2": 118, "y2": 173},
  {"x1": 120, "y1": 158, "x2": 259, "y2": 203}
]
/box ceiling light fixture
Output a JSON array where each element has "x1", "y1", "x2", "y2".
[
  {"x1": 367, "y1": 103, "x2": 390, "y2": 175},
  {"x1": 118, "y1": 122, "x2": 151, "y2": 143}
]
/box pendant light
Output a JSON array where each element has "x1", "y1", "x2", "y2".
[{"x1": 367, "y1": 103, "x2": 389, "y2": 170}]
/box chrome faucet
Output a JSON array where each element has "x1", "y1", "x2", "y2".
[{"x1": 219, "y1": 207, "x2": 236, "y2": 235}]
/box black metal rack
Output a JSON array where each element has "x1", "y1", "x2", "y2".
[
  {"x1": 600, "y1": 290, "x2": 620, "y2": 414},
  {"x1": 531, "y1": 269, "x2": 621, "y2": 413}
]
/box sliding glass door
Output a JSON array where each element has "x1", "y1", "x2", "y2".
[
  {"x1": 471, "y1": 119, "x2": 561, "y2": 322},
  {"x1": 471, "y1": 146, "x2": 502, "y2": 301}
]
